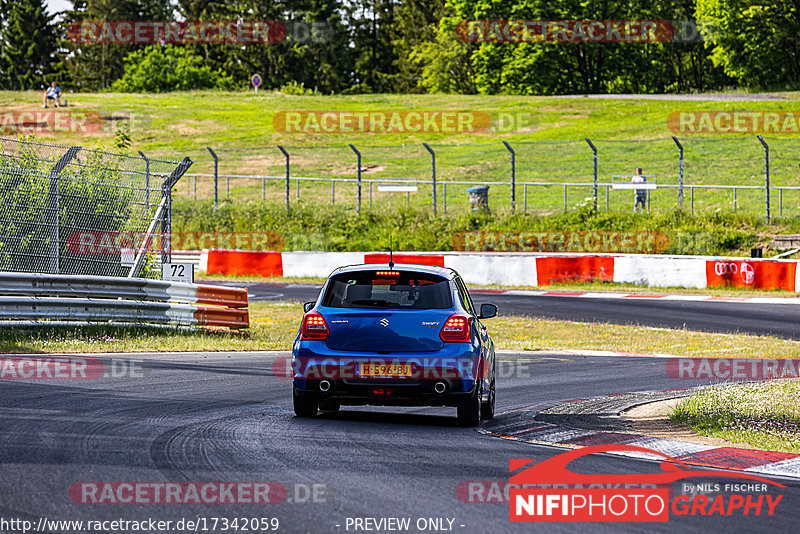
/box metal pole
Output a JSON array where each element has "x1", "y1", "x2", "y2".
[
  {"x1": 757, "y1": 135, "x2": 770, "y2": 223},
  {"x1": 585, "y1": 138, "x2": 597, "y2": 212},
  {"x1": 296, "y1": 178, "x2": 300, "y2": 200},
  {"x1": 194, "y1": 175, "x2": 197, "y2": 200},
  {"x1": 406, "y1": 191, "x2": 410, "y2": 207},
  {"x1": 606, "y1": 185, "x2": 609, "y2": 212},
  {"x1": 524, "y1": 184, "x2": 527, "y2": 212},
  {"x1": 443, "y1": 183, "x2": 447, "y2": 212},
  {"x1": 207, "y1": 147, "x2": 218, "y2": 210},
  {"x1": 278, "y1": 145, "x2": 290, "y2": 214},
  {"x1": 780, "y1": 188, "x2": 783, "y2": 216},
  {"x1": 349, "y1": 144, "x2": 362, "y2": 215},
  {"x1": 369, "y1": 181, "x2": 372, "y2": 208},
  {"x1": 503, "y1": 141, "x2": 516, "y2": 212},
  {"x1": 161, "y1": 157, "x2": 193, "y2": 266},
  {"x1": 423, "y1": 143, "x2": 436, "y2": 215},
  {"x1": 138, "y1": 150, "x2": 150, "y2": 213},
  {"x1": 733, "y1": 187, "x2": 737, "y2": 211},
  {"x1": 671, "y1": 137, "x2": 684, "y2": 208},
  {"x1": 47, "y1": 146, "x2": 80, "y2": 274},
  {"x1": 563, "y1": 184, "x2": 567, "y2": 213},
  {"x1": 691, "y1": 187, "x2": 694, "y2": 214},
  {"x1": 331, "y1": 180, "x2": 335, "y2": 204}
]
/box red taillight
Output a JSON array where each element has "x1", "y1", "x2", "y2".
[
  {"x1": 440, "y1": 315, "x2": 472, "y2": 343},
  {"x1": 301, "y1": 312, "x2": 329, "y2": 340}
]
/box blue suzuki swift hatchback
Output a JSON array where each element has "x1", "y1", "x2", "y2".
[{"x1": 292, "y1": 263, "x2": 498, "y2": 426}]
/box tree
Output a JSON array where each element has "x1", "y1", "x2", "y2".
[
  {"x1": 110, "y1": 44, "x2": 234, "y2": 92},
  {"x1": 58, "y1": 0, "x2": 176, "y2": 90},
  {"x1": 696, "y1": 0, "x2": 800, "y2": 87},
  {"x1": 0, "y1": 0, "x2": 57, "y2": 90}
]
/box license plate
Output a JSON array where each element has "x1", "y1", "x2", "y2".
[{"x1": 358, "y1": 363, "x2": 413, "y2": 377}]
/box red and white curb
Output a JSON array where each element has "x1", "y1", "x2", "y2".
[
  {"x1": 199, "y1": 250, "x2": 800, "y2": 292},
  {"x1": 479, "y1": 288, "x2": 800, "y2": 305},
  {"x1": 480, "y1": 390, "x2": 800, "y2": 481}
]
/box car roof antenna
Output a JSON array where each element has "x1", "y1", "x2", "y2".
[{"x1": 389, "y1": 235, "x2": 394, "y2": 270}]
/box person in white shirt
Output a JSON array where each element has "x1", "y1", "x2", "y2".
[
  {"x1": 42, "y1": 82, "x2": 61, "y2": 108},
  {"x1": 631, "y1": 167, "x2": 647, "y2": 213}
]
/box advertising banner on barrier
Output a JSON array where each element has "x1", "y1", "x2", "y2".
[
  {"x1": 536, "y1": 256, "x2": 614, "y2": 285},
  {"x1": 705, "y1": 260, "x2": 796, "y2": 291},
  {"x1": 206, "y1": 250, "x2": 283, "y2": 277}
]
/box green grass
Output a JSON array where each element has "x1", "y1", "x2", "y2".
[
  {"x1": 5, "y1": 301, "x2": 800, "y2": 359},
  {"x1": 5, "y1": 90, "x2": 800, "y2": 216},
  {"x1": 671, "y1": 381, "x2": 800, "y2": 453},
  {"x1": 175, "y1": 201, "x2": 793, "y2": 257}
]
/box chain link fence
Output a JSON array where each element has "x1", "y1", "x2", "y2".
[
  {"x1": 0, "y1": 137, "x2": 192, "y2": 279},
  {"x1": 157, "y1": 136, "x2": 800, "y2": 220}
]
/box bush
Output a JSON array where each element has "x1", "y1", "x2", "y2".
[{"x1": 110, "y1": 45, "x2": 234, "y2": 93}]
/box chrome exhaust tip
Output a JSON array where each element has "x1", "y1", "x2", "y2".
[
  {"x1": 434, "y1": 381, "x2": 447, "y2": 394},
  {"x1": 319, "y1": 380, "x2": 331, "y2": 392}
]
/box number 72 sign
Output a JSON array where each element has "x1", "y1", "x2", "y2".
[{"x1": 162, "y1": 262, "x2": 194, "y2": 283}]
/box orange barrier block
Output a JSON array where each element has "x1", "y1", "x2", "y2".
[
  {"x1": 706, "y1": 260, "x2": 796, "y2": 291},
  {"x1": 206, "y1": 249, "x2": 283, "y2": 277},
  {"x1": 364, "y1": 253, "x2": 445, "y2": 267},
  {"x1": 195, "y1": 284, "x2": 249, "y2": 308},
  {"x1": 194, "y1": 306, "x2": 250, "y2": 329},
  {"x1": 536, "y1": 256, "x2": 614, "y2": 286}
]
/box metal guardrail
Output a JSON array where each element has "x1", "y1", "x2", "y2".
[{"x1": 0, "y1": 272, "x2": 248, "y2": 330}]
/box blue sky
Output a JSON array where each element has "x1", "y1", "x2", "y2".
[{"x1": 45, "y1": 0, "x2": 71, "y2": 15}]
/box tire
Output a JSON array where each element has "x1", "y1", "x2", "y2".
[
  {"x1": 457, "y1": 386, "x2": 481, "y2": 427},
  {"x1": 319, "y1": 400, "x2": 340, "y2": 412},
  {"x1": 293, "y1": 390, "x2": 318, "y2": 418},
  {"x1": 481, "y1": 379, "x2": 495, "y2": 420}
]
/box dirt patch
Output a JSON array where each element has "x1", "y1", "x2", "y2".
[{"x1": 622, "y1": 398, "x2": 757, "y2": 450}]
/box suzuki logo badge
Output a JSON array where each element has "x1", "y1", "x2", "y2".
[{"x1": 380, "y1": 318, "x2": 389, "y2": 327}]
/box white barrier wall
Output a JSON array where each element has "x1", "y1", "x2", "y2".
[{"x1": 613, "y1": 256, "x2": 708, "y2": 289}]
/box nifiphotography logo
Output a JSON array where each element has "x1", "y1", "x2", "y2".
[{"x1": 509, "y1": 445, "x2": 785, "y2": 522}]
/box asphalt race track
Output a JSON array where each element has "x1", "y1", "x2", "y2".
[
  {"x1": 0, "y1": 351, "x2": 796, "y2": 533},
  {"x1": 237, "y1": 282, "x2": 800, "y2": 339}
]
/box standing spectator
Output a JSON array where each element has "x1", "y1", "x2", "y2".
[
  {"x1": 631, "y1": 167, "x2": 647, "y2": 214},
  {"x1": 42, "y1": 82, "x2": 61, "y2": 108}
]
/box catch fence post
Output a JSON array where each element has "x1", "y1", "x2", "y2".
[
  {"x1": 503, "y1": 141, "x2": 516, "y2": 212},
  {"x1": 423, "y1": 143, "x2": 436, "y2": 215},
  {"x1": 278, "y1": 145, "x2": 290, "y2": 214},
  {"x1": 585, "y1": 138, "x2": 597, "y2": 212},
  {"x1": 207, "y1": 147, "x2": 218, "y2": 210}
]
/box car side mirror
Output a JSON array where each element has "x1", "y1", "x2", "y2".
[
  {"x1": 478, "y1": 303, "x2": 497, "y2": 319},
  {"x1": 303, "y1": 301, "x2": 315, "y2": 313}
]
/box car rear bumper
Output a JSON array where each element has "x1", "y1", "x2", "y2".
[
  {"x1": 292, "y1": 340, "x2": 482, "y2": 403},
  {"x1": 294, "y1": 383, "x2": 474, "y2": 408}
]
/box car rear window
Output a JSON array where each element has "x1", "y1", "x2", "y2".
[{"x1": 321, "y1": 271, "x2": 453, "y2": 309}]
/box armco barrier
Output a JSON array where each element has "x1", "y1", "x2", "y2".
[
  {"x1": 199, "y1": 249, "x2": 800, "y2": 292},
  {"x1": 0, "y1": 272, "x2": 248, "y2": 330}
]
